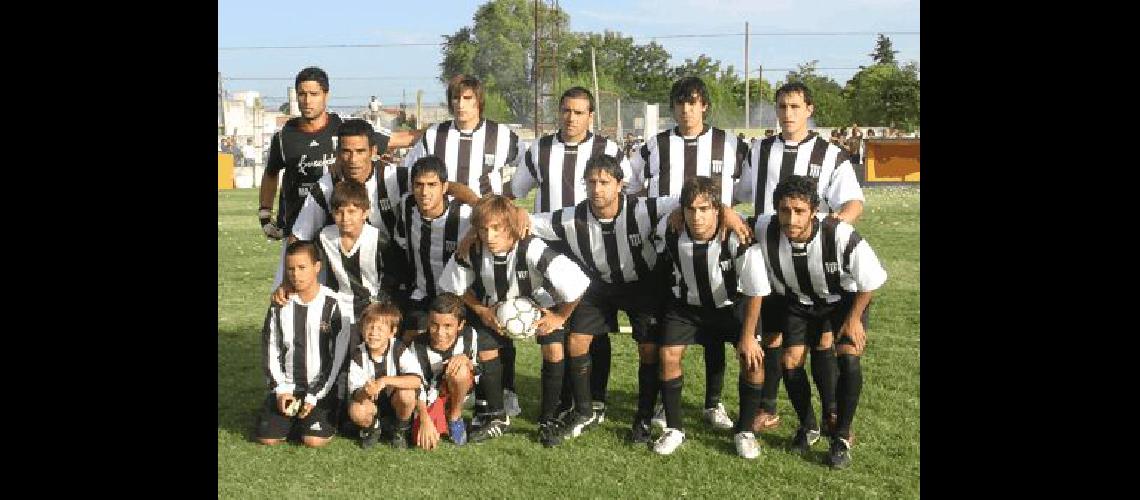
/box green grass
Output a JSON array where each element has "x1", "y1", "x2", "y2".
[{"x1": 218, "y1": 186, "x2": 919, "y2": 498}]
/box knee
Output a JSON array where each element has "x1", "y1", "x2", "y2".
[
  {"x1": 348, "y1": 401, "x2": 376, "y2": 427},
  {"x1": 816, "y1": 332, "x2": 834, "y2": 350},
  {"x1": 568, "y1": 334, "x2": 592, "y2": 356},
  {"x1": 302, "y1": 436, "x2": 332, "y2": 448},
  {"x1": 783, "y1": 346, "x2": 806, "y2": 368},
  {"x1": 660, "y1": 347, "x2": 684, "y2": 367},
  {"x1": 542, "y1": 343, "x2": 564, "y2": 363},
  {"x1": 837, "y1": 344, "x2": 860, "y2": 358}
]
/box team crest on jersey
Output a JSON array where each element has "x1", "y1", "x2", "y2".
[
  {"x1": 331, "y1": 136, "x2": 338, "y2": 149},
  {"x1": 484, "y1": 154, "x2": 496, "y2": 167},
  {"x1": 825, "y1": 262, "x2": 839, "y2": 273},
  {"x1": 628, "y1": 234, "x2": 642, "y2": 247},
  {"x1": 711, "y1": 159, "x2": 724, "y2": 175},
  {"x1": 808, "y1": 163, "x2": 822, "y2": 177},
  {"x1": 517, "y1": 270, "x2": 528, "y2": 279},
  {"x1": 719, "y1": 259, "x2": 732, "y2": 271},
  {"x1": 378, "y1": 199, "x2": 392, "y2": 211}
]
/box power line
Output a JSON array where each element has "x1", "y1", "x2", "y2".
[
  {"x1": 223, "y1": 77, "x2": 438, "y2": 81},
  {"x1": 643, "y1": 31, "x2": 919, "y2": 39},
  {"x1": 218, "y1": 42, "x2": 438, "y2": 50}
]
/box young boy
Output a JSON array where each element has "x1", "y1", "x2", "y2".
[
  {"x1": 439, "y1": 195, "x2": 591, "y2": 447},
  {"x1": 256, "y1": 241, "x2": 352, "y2": 448},
  {"x1": 394, "y1": 293, "x2": 480, "y2": 449},
  {"x1": 346, "y1": 301, "x2": 423, "y2": 449}
]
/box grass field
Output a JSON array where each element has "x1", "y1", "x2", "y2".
[{"x1": 218, "y1": 187, "x2": 919, "y2": 498}]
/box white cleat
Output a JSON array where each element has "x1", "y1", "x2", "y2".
[
  {"x1": 703, "y1": 402, "x2": 734, "y2": 430},
  {"x1": 652, "y1": 428, "x2": 686, "y2": 455},
  {"x1": 734, "y1": 431, "x2": 761, "y2": 459}
]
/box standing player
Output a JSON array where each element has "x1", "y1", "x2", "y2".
[
  {"x1": 753, "y1": 175, "x2": 886, "y2": 468},
  {"x1": 735, "y1": 81, "x2": 868, "y2": 433},
  {"x1": 650, "y1": 176, "x2": 771, "y2": 458},
  {"x1": 510, "y1": 86, "x2": 638, "y2": 424},
  {"x1": 255, "y1": 241, "x2": 353, "y2": 448},
  {"x1": 630, "y1": 76, "x2": 752, "y2": 431},
  {"x1": 394, "y1": 156, "x2": 473, "y2": 343},
  {"x1": 438, "y1": 195, "x2": 591, "y2": 447},
  {"x1": 259, "y1": 67, "x2": 421, "y2": 288},
  {"x1": 395, "y1": 293, "x2": 480, "y2": 450}
]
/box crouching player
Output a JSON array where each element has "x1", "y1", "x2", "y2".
[
  {"x1": 651, "y1": 176, "x2": 771, "y2": 459},
  {"x1": 394, "y1": 293, "x2": 480, "y2": 449},
  {"x1": 256, "y1": 241, "x2": 352, "y2": 448},
  {"x1": 754, "y1": 175, "x2": 886, "y2": 469},
  {"x1": 347, "y1": 302, "x2": 423, "y2": 449}
]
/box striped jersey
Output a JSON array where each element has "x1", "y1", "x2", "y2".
[
  {"x1": 261, "y1": 285, "x2": 352, "y2": 405},
  {"x1": 289, "y1": 161, "x2": 410, "y2": 242},
  {"x1": 394, "y1": 195, "x2": 473, "y2": 301},
  {"x1": 402, "y1": 119, "x2": 520, "y2": 195},
  {"x1": 439, "y1": 236, "x2": 590, "y2": 308},
  {"x1": 512, "y1": 131, "x2": 637, "y2": 212},
  {"x1": 530, "y1": 195, "x2": 679, "y2": 284},
  {"x1": 347, "y1": 337, "x2": 406, "y2": 393},
  {"x1": 397, "y1": 327, "x2": 478, "y2": 404},
  {"x1": 736, "y1": 133, "x2": 864, "y2": 218},
  {"x1": 628, "y1": 125, "x2": 750, "y2": 204},
  {"x1": 653, "y1": 216, "x2": 771, "y2": 308},
  {"x1": 753, "y1": 214, "x2": 887, "y2": 306},
  {"x1": 316, "y1": 223, "x2": 397, "y2": 317}
]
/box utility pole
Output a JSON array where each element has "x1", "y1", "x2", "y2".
[
  {"x1": 416, "y1": 90, "x2": 423, "y2": 129},
  {"x1": 591, "y1": 46, "x2": 600, "y2": 132},
  {"x1": 744, "y1": 22, "x2": 750, "y2": 130}
]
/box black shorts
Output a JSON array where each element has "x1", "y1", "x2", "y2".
[
  {"x1": 400, "y1": 297, "x2": 432, "y2": 334},
  {"x1": 784, "y1": 293, "x2": 871, "y2": 348},
  {"x1": 469, "y1": 309, "x2": 565, "y2": 350},
  {"x1": 566, "y1": 281, "x2": 663, "y2": 344},
  {"x1": 256, "y1": 393, "x2": 337, "y2": 440},
  {"x1": 660, "y1": 299, "x2": 760, "y2": 347},
  {"x1": 760, "y1": 293, "x2": 787, "y2": 335}
]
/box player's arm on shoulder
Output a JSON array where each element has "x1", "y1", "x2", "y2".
[
  {"x1": 388, "y1": 128, "x2": 424, "y2": 150},
  {"x1": 446, "y1": 182, "x2": 480, "y2": 206}
]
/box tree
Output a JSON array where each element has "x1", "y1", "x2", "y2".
[
  {"x1": 785, "y1": 61, "x2": 851, "y2": 127},
  {"x1": 439, "y1": 27, "x2": 476, "y2": 84},
  {"x1": 869, "y1": 34, "x2": 898, "y2": 66},
  {"x1": 843, "y1": 61, "x2": 919, "y2": 130}
]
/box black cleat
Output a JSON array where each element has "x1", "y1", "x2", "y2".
[
  {"x1": 359, "y1": 419, "x2": 384, "y2": 450},
  {"x1": 390, "y1": 422, "x2": 411, "y2": 449},
  {"x1": 630, "y1": 418, "x2": 652, "y2": 444},
  {"x1": 790, "y1": 427, "x2": 821, "y2": 455},
  {"x1": 562, "y1": 411, "x2": 597, "y2": 439},
  {"x1": 469, "y1": 415, "x2": 511, "y2": 443},
  {"x1": 538, "y1": 420, "x2": 564, "y2": 448},
  {"x1": 828, "y1": 436, "x2": 852, "y2": 469}
]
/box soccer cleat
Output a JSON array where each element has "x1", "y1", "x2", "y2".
[
  {"x1": 554, "y1": 401, "x2": 576, "y2": 426},
  {"x1": 630, "y1": 418, "x2": 652, "y2": 444},
  {"x1": 703, "y1": 402, "x2": 734, "y2": 430},
  {"x1": 734, "y1": 431, "x2": 761, "y2": 459},
  {"x1": 828, "y1": 436, "x2": 853, "y2": 469},
  {"x1": 790, "y1": 427, "x2": 821, "y2": 455},
  {"x1": 562, "y1": 412, "x2": 597, "y2": 439},
  {"x1": 448, "y1": 418, "x2": 467, "y2": 446},
  {"x1": 538, "y1": 420, "x2": 564, "y2": 448},
  {"x1": 359, "y1": 418, "x2": 383, "y2": 450},
  {"x1": 591, "y1": 401, "x2": 607, "y2": 424},
  {"x1": 752, "y1": 411, "x2": 782, "y2": 433},
  {"x1": 504, "y1": 389, "x2": 522, "y2": 417},
  {"x1": 469, "y1": 415, "x2": 511, "y2": 443},
  {"x1": 652, "y1": 428, "x2": 686, "y2": 455},
  {"x1": 650, "y1": 404, "x2": 666, "y2": 429},
  {"x1": 390, "y1": 423, "x2": 411, "y2": 450}
]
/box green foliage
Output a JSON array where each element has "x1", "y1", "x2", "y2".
[
  {"x1": 869, "y1": 34, "x2": 899, "y2": 65},
  {"x1": 439, "y1": 27, "x2": 476, "y2": 84},
  {"x1": 785, "y1": 61, "x2": 851, "y2": 127},
  {"x1": 219, "y1": 187, "x2": 920, "y2": 498},
  {"x1": 844, "y1": 62, "x2": 920, "y2": 131}
]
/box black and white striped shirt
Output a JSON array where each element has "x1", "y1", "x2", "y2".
[
  {"x1": 530, "y1": 195, "x2": 678, "y2": 284},
  {"x1": 261, "y1": 285, "x2": 352, "y2": 405},
  {"x1": 753, "y1": 214, "x2": 887, "y2": 306},
  {"x1": 290, "y1": 162, "x2": 410, "y2": 242},
  {"x1": 736, "y1": 133, "x2": 864, "y2": 218},
  {"x1": 347, "y1": 338, "x2": 405, "y2": 393},
  {"x1": 439, "y1": 236, "x2": 591, "y2": 308},
  {"x1": 397, "y1": 328, "x2": 478, "y2": 404},
  {"x1": 394, "y1": 195, "x2": 473, "y2": 301},
  {"x1": 653, "y1": 216, "x2": 771, "y2": 308},
  {"x1": 629, "y1": 126, "x2": 750, "y2": 204},
  {"x1": 511, "y1": 131, "x2": 637, "y2": 212},
  {"x1": 402, "y1": 119, "x2": 520, "y2": 195},
  {"x1": 317, "y1": 223, "x2": 395, "y2": 317}
]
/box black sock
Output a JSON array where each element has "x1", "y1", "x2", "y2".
[
  {"x1": 569, "y1": 354, "x2": 593, "y2": 417},
  {"x1": 479, "y1": 357, "x2": 504, "y2": 415},
  {"x1": 500, "y1": 341, "x2": 517, "y2": 392},
  {"x1": 589, "y1": 335, "x2": 611, "y2": 404},
  {"x1": 811, "y1": 348, "x2": 839, "y2": 420},
  {"x1": 540, "y1": 359, "x2": 565, "y2": 422},
  {"x1": 784, "y1": 366, "x2": 817, "y2": 429},
  {"x1": 736, "y1": 379, "x2": 764, "y2": 433},
  {"x1": 560, "y1": 359, "x2": 574, "y2": 411},
  {"x1": 661, "y1": 376, "x2": 684, "y2": 430},
  {"x1": 760, "y1": 345, "x2": 784, "y2": 413},
  {"x1": 637, "y1": 362, "x2": 661, "y2": 420},
  {"x1": 703, "y1": 342, "x2": 726, "y2": 409},
  {"x1": 836, "y1": 354, "x2": 863, "y2": 439}
]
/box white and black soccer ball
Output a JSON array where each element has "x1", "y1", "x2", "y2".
[{"x1": 494, "y1": 297, "x2": 542, "y2": 340}]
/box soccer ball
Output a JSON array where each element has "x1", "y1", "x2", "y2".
[{"x1": 494, "y1": 297, "x2": 542, "y2": 340}]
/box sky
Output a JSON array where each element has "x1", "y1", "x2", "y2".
[{"x1": 218, "y1": 0, "x2": 919, "y2": 111}]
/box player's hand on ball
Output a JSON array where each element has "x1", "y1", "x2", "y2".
[
  {"x1": 297, "y1": 402, "x2": 314, "y2": 419},
  {"x1": 277, "y1": 393, "x2": 297, "y2": 416},
  {"x1": 259, "y1": 208, "x2": 285, "y2": 240}
]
